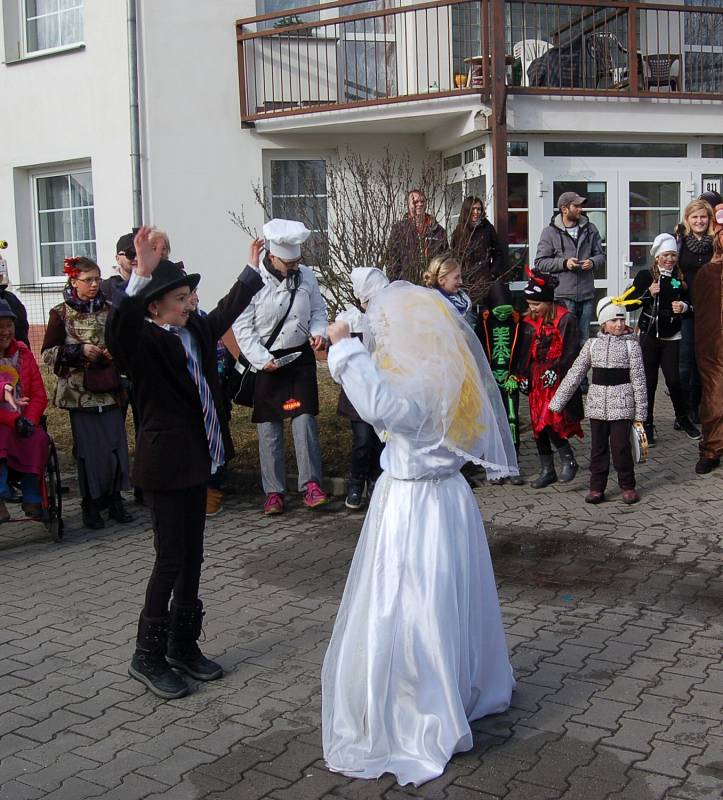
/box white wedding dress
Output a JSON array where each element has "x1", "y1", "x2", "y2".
[{"x1": 322, "y1": 336, "x2": 515, "y2": 787}]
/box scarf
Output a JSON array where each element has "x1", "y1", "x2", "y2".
[
  {"x1": 437, "y1": 287, "x2": 470, "y2": 316},
  {"x1": 684, "y1": 233, "x2": 713, "y2": 257},
  {"x1": 62, "y1": 284, "x2": 107, "y2": 313}
]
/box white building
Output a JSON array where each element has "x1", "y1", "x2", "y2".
[{"x1": 1, "y1": 0, "x2": 722, "y2": 337}]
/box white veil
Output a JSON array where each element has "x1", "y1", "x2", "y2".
[{"x1": 363, "y1": 282, "x2": 518, "y2": 479}]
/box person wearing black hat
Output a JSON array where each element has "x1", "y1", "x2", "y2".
[
  {"x1": 518, "y1": 270, "x2": 584, "y2": 489},
  {"x1": 0, "y1": 298, "x2": 49, "y2": 521},
  {"x1": 477, "y1": 281, "x2": 525, "y2": 484},
  {"x1": 100, "y1": 231, "x2": 138, "y2": 302},
  {"x1": 107, "y1": 225, "x2": 263, "y2": 699}
]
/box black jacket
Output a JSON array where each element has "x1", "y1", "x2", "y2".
[
  {"x1": 106, "y1": 266, "x2": 263, "y2": 491},
  {"x1": 385, "y1": 215, "x2": 448, "y2": 284},
  {"x1": 450, "y1": 219, "x2": 505, "y2": 303},
  {"x1": 631, "y1": 270, "x2": 690, "y2": 340}
]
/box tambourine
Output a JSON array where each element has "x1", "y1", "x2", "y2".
[{"x1": 630, "y1": 421, "x2": 648, "y2": 464}]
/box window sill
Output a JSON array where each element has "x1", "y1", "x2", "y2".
[{"x1": 4, "y1": 42, "x2": 85, "y2": 66}]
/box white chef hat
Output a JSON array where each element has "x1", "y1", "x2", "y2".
[
  {"x1": 596, "y1": 295, "x2": 627, "y2": 326},
  {"x1": 263, "y1": 219, "x2": 311, "y2": 261},
  {"x1": 650, "y1": 233, "x2": 677, "y2": 259},
  {"x1": 350, "y1": 267, "x2": 389, "y2": 304}
]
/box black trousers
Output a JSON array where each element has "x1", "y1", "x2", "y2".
[
  {"x1": 143, "y1": 484, "x2": 207, "y2": 618},
  {"x1": 536, "y1": 426, "x2": 567, "y2": 456},
  {"x1": 589, "y1": 419, "x2": 635, "y2": 492},
  {"x1": 679, "y1": 317, "x2": 701, "y2": 422},
  {"x1": 349, "y1": 421, "x2": 384, "y2": 485},
  {"x1": 640, "y1": 334, "x2": 687, "y2": 425}
]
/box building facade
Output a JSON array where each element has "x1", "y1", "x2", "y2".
[{"x1": 1, "y1": 0, "x2": 722, "y2": 328}]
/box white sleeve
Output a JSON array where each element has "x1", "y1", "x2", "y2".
[
  {"x1": 125, "y1": 272, "x2": 152, "y2": 297},
  {"x1": 232, "y1": 299, "x2": 273, "y2": 370},
  {"x1": 307, "y1": 272, "x2": 328, "y2": 338},
  {"x1": 327, "y1": 337, "x2": 420, "y2": 435}
]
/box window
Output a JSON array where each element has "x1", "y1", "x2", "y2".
[
  {"x1": 507, "y1": 141, "x2": 528, "y2": 157},
  {"x1": 544, "y1": 142, "x2": 687, "y2": 158},
  {"x1": 702, "y1": 144, "x2": 723, "y2": 159},
  {"x1": 684, "y1": 0, "x2": 723, "y2": 93},
  {"x1": 628, "y1": 181, "x2": 680, "y2": 275},
  {"x1": 445, "y1": 175, "x2": 487, "y2": 231},
  {"x1": 340, "y1": 2, "x2": 396, "y2": 102},
  {"x1": 444, "y1": 154, "x2": 463, "y2": 171},
  {"x1": 255, "y1": 0, "x2": 319, "y2": 30},
  {"x1": 34, "y1": 168, "x2": 96, "y2": 279},
  {"x1": 270, "y1": 159, "x2": 328, "y2": 265},
  {"x1": 25, "y1": 0, "x2": 83, "y2": 54},
  {"x1": 552, "y1": 181, "x2": 607, "y2": 280},
  {"x1": 508, "y1": 173, "x2": 528, "y2": 281},
  {"x1": 464, "y1": 145, "x2": 485, "y2": 164}
]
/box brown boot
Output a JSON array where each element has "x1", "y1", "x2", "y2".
[{"x1": 0, "y1": 500, "x2": 9, "y2": 523}]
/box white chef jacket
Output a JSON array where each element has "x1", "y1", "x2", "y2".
[{"x1": 232, "y1": 262, "x2": 328, "y2": 371}]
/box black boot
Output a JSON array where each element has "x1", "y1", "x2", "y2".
[
  {"x1": 109, "y1": 493, "x2": 133, "y2": 523},
  {"x1": 644, "y1": 423, "x2": 656, "y2": 447},
  {"x1": 82, "y1": 499, "x2": 105, "y2": 530},
  {"x1": 166, "y1": 601, "x2": 223, "y2": 681},
  {"x1": 344, "y1": 479, "x2": 364, "y2": 510},
  {"x1": 128, "y1": 614, "x2": 189, "y2": 699},
  {"x1": 676, "y1": 416, "x2": 701, "y2": 440},
  {"x1": 531, "y1": 455, "x2": 557, "y2": 489},
  {"x1": 557, "y1": 442, "x2": 579, "y2": 483}
]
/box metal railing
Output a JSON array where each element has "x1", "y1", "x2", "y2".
[{"x1": 236, "y1": 0, "x2": 723, "y2": 122}]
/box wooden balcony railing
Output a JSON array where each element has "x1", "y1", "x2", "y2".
[{"x1": 236, "y1": 0, "x2": 723, "y2": 123}]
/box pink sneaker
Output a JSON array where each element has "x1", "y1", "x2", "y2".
[
  {"x1": 303, "y1": 481, "x2": 328, "y2": 509},
  {"x1": 263, "y1": 493, "x2": 284, "y2": 515}
]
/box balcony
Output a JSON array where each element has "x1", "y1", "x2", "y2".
[{"x1": 236, "y1": 0, "x2": 723, "y2": 125}]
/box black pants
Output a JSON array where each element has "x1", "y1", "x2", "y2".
[
  {"x1": 679, "y1": 317, "x2": 701, "y2": 422},
  {"x1": 589, "y1": 419, "x2": 635, "y2": 492},
  {"x1": 143, "y1": 484, "x2": 207, "y2": 618},
  {"x1": 536, "y1": 427, "x2": 567, "y2": 456},
  {"x1": 640, "y1": 335, "x2": 687, "y2": 425},
  {"x1": 349, "y1": 421, "x2": 384, "y2": 485}
]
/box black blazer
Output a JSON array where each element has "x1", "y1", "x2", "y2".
[{"x1": 106, "y1": 266, "x2": 263, "y2": 491}]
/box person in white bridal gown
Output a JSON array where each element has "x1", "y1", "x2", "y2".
[{"x1": 321, "y1": 281, "x2": 518, "y2": 787}]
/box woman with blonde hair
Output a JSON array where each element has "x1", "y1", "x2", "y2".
[
  {"x1": 423, "y1": 253, "x2": 475, "y2": 327},
  {"x1": 675, "y1": 198, "x2": 715, "y2": 425}
]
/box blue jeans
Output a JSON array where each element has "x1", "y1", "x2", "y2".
[
  {"x1": 0, "y1": 461, "x2": 41, "y2": 504},
  {"x1": 559, "y1": 298, "x2": 594, "y2": 388}
]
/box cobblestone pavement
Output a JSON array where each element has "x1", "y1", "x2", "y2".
[{"x1": 0, "y1": 404, "x2": 721, "y2": 800}]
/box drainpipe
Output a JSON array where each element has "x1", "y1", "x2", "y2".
[{"x1": 127, "y1": 0, "x2": 143, "y2": 226}]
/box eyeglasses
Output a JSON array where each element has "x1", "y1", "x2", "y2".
[
  {"x1": 274, "y1": 256, "x2": 302, "y2": 268},
  {"x1": 119, "y1": 248, "x2": 137, "y2": 260},
  {"x1": 75, "y1": 277, "x2": 101, "y2": 285}
]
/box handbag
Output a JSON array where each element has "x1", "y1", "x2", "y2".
[
  {"x1": 84, "y1": 361, "x2": 121, "y2": 394},
  {"x1": 232, "y1": 284, "x2": 299, "y2": 407}
]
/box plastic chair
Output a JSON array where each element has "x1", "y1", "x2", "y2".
[
  {"x1": 585, "y1": 32, "x2": 628, "y2": 88},
  {"x1": 642, "y1": 54, "x2": 680, "y2": 91},
  {"x1": 513, "y1": 39, "x2": 552, "y2": 86}
]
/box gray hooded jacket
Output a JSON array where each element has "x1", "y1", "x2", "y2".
[{"x1": 534, "y1": 214, "x2": 605, "y2": 302}]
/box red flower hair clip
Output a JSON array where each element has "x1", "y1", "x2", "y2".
[{"x1": 63, "y1": 257, "x2": 82, "y2": 279}]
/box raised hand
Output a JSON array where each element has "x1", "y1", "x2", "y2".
[
  {"x1": 249, "y1": 237, "x2": 265, "y2": 269},
  {"x1": 327, "y1": 321, "x2": 350, "y2": 345},
  {"x1": 134, "y1": 225, "x2": 162, "y2": 278}
]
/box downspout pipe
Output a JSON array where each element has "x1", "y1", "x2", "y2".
[{"x1": 127, "y1": 0, "x2": 143, "y2": 226}]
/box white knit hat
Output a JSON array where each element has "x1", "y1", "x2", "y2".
[
  {"x1": 650, "y1": 233, "x2": 677, "y2": 259},
  {"x1": 263, "y1": 219, "x2": 311, "y2": 261},
  {"x1": 596, "y1": 295, "x2": 627, "y2": 326},
  {"x1": 350, "y1": 267, "x2": 389, "y2": 304}
]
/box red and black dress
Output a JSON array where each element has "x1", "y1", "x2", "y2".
[{"x1": 521, "y1": 304, "x2": 584, "y2": 451}]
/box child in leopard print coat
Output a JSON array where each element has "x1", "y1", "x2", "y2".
[{"x1": 549, "y1": 296, "x2": 647, "y2": 505}]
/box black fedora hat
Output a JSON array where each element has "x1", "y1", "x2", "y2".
[{"x1": 139, "y1": 260, "x2": 200, "y2": 304}]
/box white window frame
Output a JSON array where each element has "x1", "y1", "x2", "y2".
[
  {"x1": 31, "y1": 163, "x2": 96, "y2": 284},
  {"x1": 21, "y1": 0, "x2": 84, "y2": 59}
]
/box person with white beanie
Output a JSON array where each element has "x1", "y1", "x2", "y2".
[
  {"x1": 232, "y1": 219, "x2": 329, "y2": 515},
  {"x1": 335, "y1": 268, "x2": 389, "y2": 509},
  {"x1": 549, "y1": 295, "x2": 647, "y2": 504},
  {"x1": 625, "y1": 232, "x2": 701, "y2": 444}
]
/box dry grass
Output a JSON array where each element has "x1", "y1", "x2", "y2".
[{"x1": 42, "y1": 363, "x2": 353, "y2": 478}]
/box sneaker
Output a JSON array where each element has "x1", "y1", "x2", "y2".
[
  {"x1": 263, "y1": 493, "x2": 284, "y2": 515},
  {"x1": 206, "y1": 488, "x2": 224, "y2": 517},
  {"x1": 0, "y1": 500, "x2": 9, "y2": 523},
  {"x1": 621, "y1": 489, "x2": 640, "y2": 505},
  {"x1": 585, "y1": 490, "x2": 605, "y2": 504},
  {"x1": 676, "y1": 417, "x2": 701, "y2": 440},
  {"x1": 695, "y1": 457, "x2": 720, "y2": 475},
  {"x1": 22, "y1": 502, "x2": 43, "y2": 521},
  {"x1": 345, "y1": 484, "x2": 364, "y2": 510},
  {"x1": 303, "y1": 481, "x2": 328, "y2": 509}
]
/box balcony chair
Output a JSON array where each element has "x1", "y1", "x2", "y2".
[
  {"x1": 513, "y1": 39, "x2": 552, "y2": 86},
  {"x1": 642, "y1": 53, "x2": 680, "y2": 92},
  {"x1": 585, "y1": 32, "x2": 630, "y2": 88}
]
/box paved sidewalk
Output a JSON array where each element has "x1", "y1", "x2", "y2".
[{"x1": 0, "y1": 407, "x2": 721, "y2": 800}]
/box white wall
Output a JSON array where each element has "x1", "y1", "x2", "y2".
[{"x1": 0, "y1": 1, "x2": 133, "y2": 292}]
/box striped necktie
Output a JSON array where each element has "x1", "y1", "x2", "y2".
[{"x1": 172, "y1": 327, "x2": 225, "y2": 467}]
